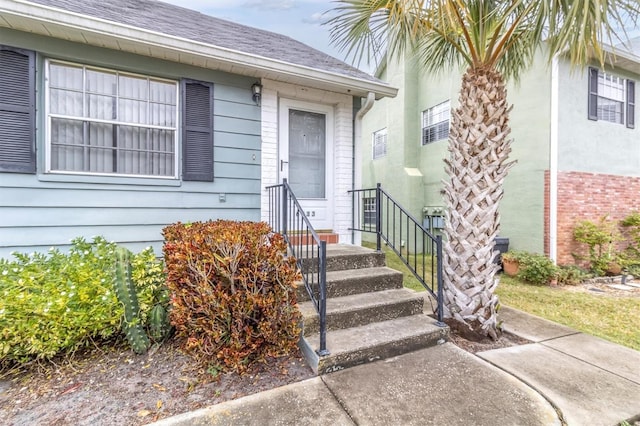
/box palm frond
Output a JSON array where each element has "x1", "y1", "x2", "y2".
[
  {"x1": 546, "y1": 0, "x2": 640, "y2": 67},
  {"x1": 326, "y1": 0, "x2": 640, "y2": 79}
]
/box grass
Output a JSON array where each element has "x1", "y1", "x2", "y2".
[
  {"x1": 496, "y1": 275, "x2": 640, "y2": 351},
  {"x1": 361, "y1": 241, "x2": 640, "y2": 351},
  {"x1": 361, "y1": 241, "x2": 433, "y2": 293}
]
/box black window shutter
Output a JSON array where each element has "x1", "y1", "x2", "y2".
[
  {"x1": 182, "y1": 79, "x2": 214, "y2": 182},
  {"x1": 627, "y1": 79, "x2": 635, "y2": 129},
  {"x1": 0, "y1": 46, "x2": 36, "y2": 173},
  {"x1": 588, "y1": 67, "x2": 598, "y2": 121}
]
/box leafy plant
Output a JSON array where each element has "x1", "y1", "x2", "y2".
[
  {"x1": 573, "y1": 217, "x2": 621, "y2": 275},
  {"x1": 130, "y1": 247, "x2": 171, "y2": 343},
  {"x1": 500, "y1": 250, "x2": 527, "y2": 263},
  {"x1": 516, "y1": 252, "x2": 558, "y2": 286},
  {"x1": 163, "y1": 220, "x2": 302, "y2": 373},
  {"x1": 0, "y1": 237, "x2": 121, "y2": 366},
  {"x1": 0, "y1": 237, "x2": 169, "y2": 369},
  {"x1": 556, "y1": 265, "x2": 592, "y2": 286}
]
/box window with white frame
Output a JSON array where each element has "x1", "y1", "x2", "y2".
[
  {"x1": 588, "y1": 67, "x2": 635, "y2": 128},
  {"x1": 372, "y1": 128, "x2": 387, "y2": 159},
  {"x1": 363, "y1": 197, "x2": 376, "y2": 227},
  {"x1": 422, "y1": 101, "x2": 450, "y2": 145},
  {"x1": 46, "y1": 60, "x2": 178, "y2": 177}
]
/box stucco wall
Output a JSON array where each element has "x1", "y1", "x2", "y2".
[
  {"x1": 557, "y1": 61, "x2": 640, "y2": 176},
  {"x1": 361, "y1": 49, "x2": 552, "y2": 254},
  {"x1": 502, "y1": 53, "x2": 552, "y2": 253}
]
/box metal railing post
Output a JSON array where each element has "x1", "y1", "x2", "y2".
[
  {"x1": 375, "y1": 183, "x2": 382, "y2": 252},
  {"x1": 317, "y1": 240, "x2": 329, "y2": 356},
  {"x1": 282, "y1": 178, "x2": 288, "y2": 238},
  {"x1": 436, "y1": 235, "x2": 446, "y2": 327}
]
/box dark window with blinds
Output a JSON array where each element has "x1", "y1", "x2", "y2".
[
  {"x1": 0, "y1": 46, "x2": 36, "y2": 173},
  {"x1": 422, "y1": 101, "x2": 450, "y2": 145}
]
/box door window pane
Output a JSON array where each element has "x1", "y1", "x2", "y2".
[{"x1": 288, "y1": 109, "x2": 326, "y2": 198}]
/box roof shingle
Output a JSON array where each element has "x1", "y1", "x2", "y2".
[{"x1": 27, "y1": 0, "x2": 379, "y2": 82}]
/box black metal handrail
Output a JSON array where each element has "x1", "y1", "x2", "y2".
[
  {"x1": 349, "y1": 183, "x2": 445, "y2": 325},
  {"x1": 266, "y1": 179, "x2": 329, "y2": 356}
]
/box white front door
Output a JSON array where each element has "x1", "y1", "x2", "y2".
[{"x1": 279, "y1": 99, "x2": 334, "y2": 230}]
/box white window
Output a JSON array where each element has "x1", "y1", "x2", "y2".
[
  {"x1": 363, "y1": 197, "x2": 376, "y2": 226},
  {"x1": 598, "y1": 72, "x2": 624, "y2": 123},
  {"x1": 372, "y1": 128, "x2": 387, "y2": 159},
  {"x1": 422, "y1": 101, "x2": 450, "y2": 145},
  {"x1": 588, "y1": 67, "x2": 635, "y2": 128},
  {"x1": 46, "y1": 60, "x2": 178, "y2": 178}
]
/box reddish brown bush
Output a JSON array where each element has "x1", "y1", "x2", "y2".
[{"x1": 162, "y1": 220, "x2": 301, "y2": 373}]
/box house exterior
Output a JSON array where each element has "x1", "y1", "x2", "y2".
[
  {"x1": 0, "y1": 0, "x2": 396, "y2": 258},
  {"x1": 361, "y1": 45, "x2": 640, "y2": 265}
]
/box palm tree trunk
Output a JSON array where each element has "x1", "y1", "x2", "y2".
[{"x1": 442, "y1": 67, "x2": 515, "y2": 340}]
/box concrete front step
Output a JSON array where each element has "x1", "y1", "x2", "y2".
[
  {"x1": 300, "y1": 314, "x2": 448, "y2": 375},
  {"x1": 298, "y1": 288, "x2": 424, "y2": 335},
  {"x1": 297, "y1": 244, "x2": 385, "y2": 273},
  {"x1": 296, "y1": 266, "x2": 403, "y2": 302}
]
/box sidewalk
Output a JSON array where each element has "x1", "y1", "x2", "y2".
[
  {"x1": 152, "y1": 307, "x2": 640, "y2": 426},
  {"x1": 480, "y1": 306, "x2": 640, "y2": 426}
]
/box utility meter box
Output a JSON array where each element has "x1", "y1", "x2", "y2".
[{"x1": 422, "y1": 206, "x2": 445, "y2": 232}]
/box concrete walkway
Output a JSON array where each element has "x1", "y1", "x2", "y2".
[
  {"x1": 153, "y1": 307, "x2": 640, "y2": 426},
  {"x1": 480, "y1": 307, "x2": 640, "y2": 426}
]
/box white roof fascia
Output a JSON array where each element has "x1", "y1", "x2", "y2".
[
  {"x1": 0, "y1": 0, "x2": 398, "y2": 99},
  {"x1": 599, "y1": 43, "x2": 640, "y2": 75}
]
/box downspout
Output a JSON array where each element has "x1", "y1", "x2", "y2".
[
  {"x1": 352, "y1": 91, "x2": 376, "y2": 244},
  {"x1": 549, "y1": 55, "x2": 559, "y2": 263}
]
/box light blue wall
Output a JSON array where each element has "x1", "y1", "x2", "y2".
[
  {"x1": 0, "y1": 29, "x2": 262, "y2": 258},
  {"x1": 557, "y1": 60, "x2": 640, "y2": 175},
  {"x1": 362, "y1": 49, "x2": 552, "y2": 254}
]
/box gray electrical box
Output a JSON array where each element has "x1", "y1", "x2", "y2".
[{"x1": 422, "y1": 206, "x2": 445, "y2": 232}]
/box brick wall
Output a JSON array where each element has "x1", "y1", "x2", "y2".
[{"x1": 549, "y1": 171, "x2": 640, "y2": 265}]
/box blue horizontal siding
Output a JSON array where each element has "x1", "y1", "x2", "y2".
[
  {"x1": 0, "y1": 208, "x2": 258, "y2": 257},
  {"x1": 0, "y1": 29, "x2": 265, "y2": 258}
]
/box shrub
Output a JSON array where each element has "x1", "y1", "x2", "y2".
[
  {"x1": 619, "y1": 212, "x2": 640, "y2": 272},
  {"x1": 0, "y1": 237, "x2": 168, "y2": 368},
  {"x1": 163, "y1": 220, "x2": 301, "y2": 373},
  {"x1": 129, "y1": 247, "x2": 171, "y2": 343},
  {"x1": 573, "y1": 217, "x2": 621, "y2": 275},
  {"x1": 0, "y1": 237, "x2": 121, "y2": 366},
  {"x1": 500, "y1": 250, "x2": 527, "y2": 263},
  {"x1": 516, "y1": 252, "x2": 558, "y2": 285},
  {"x1": 556, "y1": 265, "x2": 591, "y2": 286}
]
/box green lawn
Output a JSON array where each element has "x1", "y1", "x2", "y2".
[
  {"x1": 361, "y1": 241, "x2": 433, "y2": 293},
  {"x1": 496, "y1": 275, "x2": 640, "y2": 351},
  {"x1": 364, "y1": 242, "x2": 640, "y2": 351}
]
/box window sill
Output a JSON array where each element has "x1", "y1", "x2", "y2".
[{"x1": 38, "y1": 173, "x2": 182, "y2": 187}]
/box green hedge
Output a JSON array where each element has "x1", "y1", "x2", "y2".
[{"x1": 0, "y1": 237, "x2": 166, "y2": 368}]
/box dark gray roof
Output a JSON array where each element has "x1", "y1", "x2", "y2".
[{"x1": 27, "y1": 0, "x2": 378, "y2": 82}]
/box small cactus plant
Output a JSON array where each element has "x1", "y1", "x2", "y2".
[
  {"x1": 113, "y1": 247, "x2": 151, "y2": 354},
  {"x1": 148, "y1": 303, "x2": 170, "y2": 342}
]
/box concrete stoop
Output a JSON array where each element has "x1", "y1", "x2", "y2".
[{"x1": 295, "y1": 244, "x2": 448, "y2": 375}]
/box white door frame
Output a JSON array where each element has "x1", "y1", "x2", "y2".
[{"x1": 278, "y1": 98, "x2": 334, "y2": 231}]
